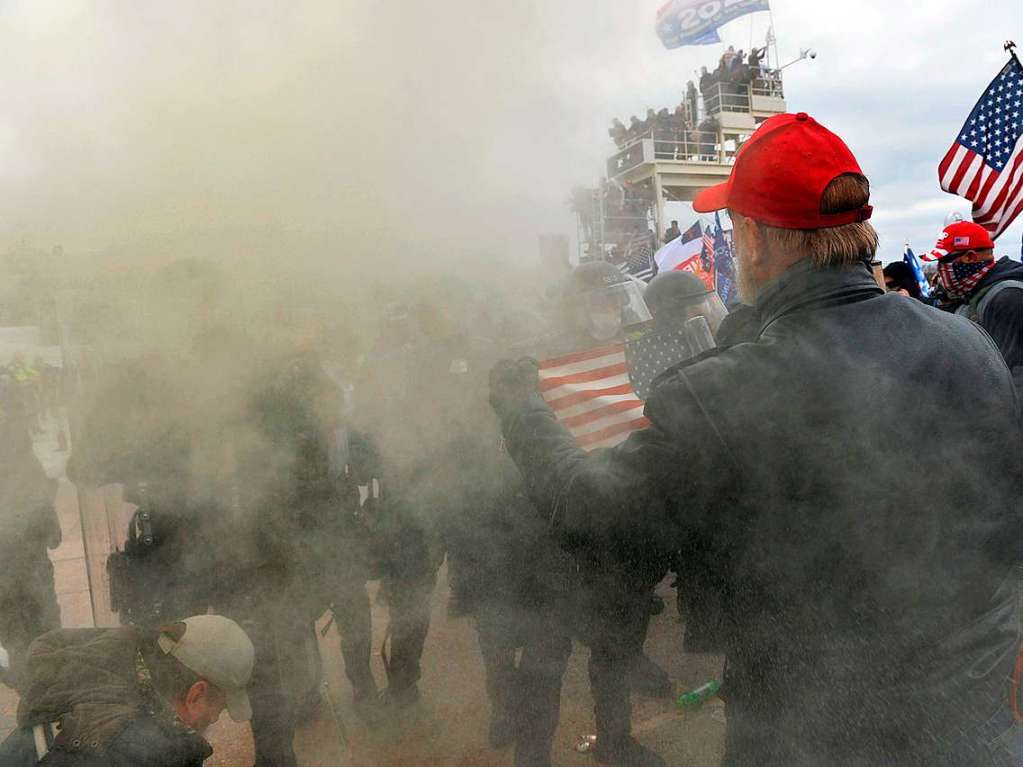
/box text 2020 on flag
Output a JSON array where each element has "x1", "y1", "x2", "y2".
[{"x1": 939, "y1": 55, "x2": 1023, "y2": 238}]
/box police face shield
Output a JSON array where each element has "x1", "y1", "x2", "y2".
[
  {"x1": 650, "y1": 290, "x2": 727, "y2": 336},
  {"x1": 581, "y1": 281, "x2": 652, "y2": 341}
]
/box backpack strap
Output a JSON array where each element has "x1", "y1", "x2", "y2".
[{"x1": 972, "y1": 280, "x2": 1023, "y2": 324}]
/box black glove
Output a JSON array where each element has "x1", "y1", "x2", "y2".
[{"x1": 488, "y1": 357, "x2": 540, "y2": 421}]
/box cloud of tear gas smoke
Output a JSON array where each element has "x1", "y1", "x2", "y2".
[{"x1": 0, "y1": 0, "x2": 658, "y2": 278}]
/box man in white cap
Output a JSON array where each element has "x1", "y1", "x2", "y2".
[{"x1": 0, "y1": 614, "x2": 255, "y2": 766}]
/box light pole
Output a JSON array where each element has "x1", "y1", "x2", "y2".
[{"x1": 778, "y1": 48, "x2": 817, "y2": 71}]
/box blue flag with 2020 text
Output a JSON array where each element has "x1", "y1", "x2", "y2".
[{"x1": 656, "y1": 0, "x2": 771, "y2": 50}]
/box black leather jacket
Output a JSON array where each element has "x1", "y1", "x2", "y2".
[{"x1": 498, "y1": 260, "x2": 1023, "y2": 766}]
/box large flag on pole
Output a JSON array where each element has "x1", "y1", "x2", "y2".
[
  {"x1": 657, "y1": 0, "x2": 771, "y2": 50},
  {"x1": 538, "y1": 345, "x2": 649, "y2": 451},
  {"x1": 903, "y1": 244, "x2": 931, "y2": 299},
  {"x1": 938, "y1": 55, "x2": 1023, "y2": 238}
]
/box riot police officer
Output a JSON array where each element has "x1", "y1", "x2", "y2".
[
  {"x1": 0, "y1": 401, "x2": 61, "y2": 692},
  {"x1": 538, "y1": 261, "x2": 671, "y2": 767},
  {"x1": 434, "y1": 320, "x2": 575, "y2": 767},
  {"x1": 67, "y1": 261, "x2": 346, "y2": 766}
]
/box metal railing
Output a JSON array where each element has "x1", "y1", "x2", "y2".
[
  {"x1": 751, "y1": 74, "x2": 784, "y2": 99},
  {"x1": 703, "y1": 82, "x2": 751, "y2": 115},
  {"x1": 607, "y1": 130, "x2": 749, "y2": 174},
  {"x1": 653, "y1": 135, "x2": 740, "y2": 164}
]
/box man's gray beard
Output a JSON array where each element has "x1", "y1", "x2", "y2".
[{"x1": 736, "y1": 257, "x2": 759, "y2": 305}]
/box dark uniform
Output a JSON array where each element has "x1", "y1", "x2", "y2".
[
  {"x1": 494, "y1": 260, "x2": 1023, "y2": 766},
  {"x1": 442, "y1": 371, "x2": 574, "y2": 767},
  {"x1": 66, "y1": 349, "x2": 352, "y2": 767},
  {"x1": 352, "y1": 316, "x2": 478, "y2": 705},
  {"x1": 529, "y1": 261, "x2": 672, "y2": 767},
  {"x1": 0, "y1": 419, "x2": 61, "y2": 692},
  {"x1": 538, "y1": 332, "x2": 671, "y2": 767},
  {"x1": 0, "y1": 627, "x2": 212, "y2": 767}
]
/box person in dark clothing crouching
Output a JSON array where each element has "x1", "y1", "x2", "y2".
[{"x1": 0, "y1": 615, "x2": 254, "y2": 766}]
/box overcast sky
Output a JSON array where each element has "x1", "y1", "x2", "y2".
[
  {"x1": 0, "y1": 1, "x2": 1019, "y2": 268},
  {"x1": 565, "y1": 0, "x2": 1023, "y2": 263}
]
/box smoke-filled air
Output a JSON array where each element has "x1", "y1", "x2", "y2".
[{"x1": 3, "y1": 2, "x2": 1023, "y2": 766}]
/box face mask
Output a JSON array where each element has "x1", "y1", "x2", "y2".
[
  {"x1": 936, "y1": 259, "x2": 996, "y2": 299},
  {"x1": 589, "y1": 310, "x2": 622, "y2": 341}
]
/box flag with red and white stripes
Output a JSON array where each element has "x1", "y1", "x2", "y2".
[
  {"x1": 537, "y1": 344, "x2": 650, "y2": 451},
  {"x1": 938, "y1": 56, "x2": 1023, "y2": 239}
]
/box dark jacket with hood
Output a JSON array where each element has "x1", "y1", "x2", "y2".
[
  {"x1": 966, "y1": 256, "x2": 1023, "y2": 389},
  {"x1": 0, "y1": 628, "x2": 212, "y2": 767},
  {"x1": 496, "y1": 260, "x2": 1023, "y2": 766}
]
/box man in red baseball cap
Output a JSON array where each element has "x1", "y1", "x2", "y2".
[
  {"x1": 692, "y1": 111, "x2": 877, "y2": 303},
  {"x1": 923, "y1": 219, "x2": 1023, "y2": 388},
  {"x1": 488, "y1": 112, "x2": 1023, "y2": 765}
]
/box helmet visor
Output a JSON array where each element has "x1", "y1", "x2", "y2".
[
  {"x1": 581, "y1": 282, "x2": 652, "y2": 340},
  {"x1": 651, "y1": 290, "x2": 727, "y2": 336}
]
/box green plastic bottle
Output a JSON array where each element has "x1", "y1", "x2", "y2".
[{"x1": 676, "y1": 680, "x2": 721, "y2": 710}]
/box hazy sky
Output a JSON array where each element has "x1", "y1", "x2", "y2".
[{"x1": 0, "y1": 0, "x2": 1020, "y2": 268}]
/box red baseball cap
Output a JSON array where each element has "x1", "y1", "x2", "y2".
[
  {"x1": 921, "y1": 220, "x2": 996, "y2": 261},
  {"x1": 693, "y1": 112, "x2": 872, "y2": 229}
]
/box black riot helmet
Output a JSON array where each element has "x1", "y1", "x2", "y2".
[
  {"x1": 644, "y1": 271, "x2": 727, "y2": 336},
  {"x1": 562, "y1": 261, "x2": 652, "y2": 341}
]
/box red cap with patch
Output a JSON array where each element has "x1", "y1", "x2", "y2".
[
  {"x1": 693, "y1": 112, "x2": 873, "y2": 230},
  {"x1": 922, "y1": 220, "x2": 996, "y2": 261}
]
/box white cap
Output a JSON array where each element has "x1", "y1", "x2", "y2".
[{"x1": 157, "y1": 615, "x2": 255, "y2": 722}]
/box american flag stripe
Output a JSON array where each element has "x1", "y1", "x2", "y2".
[
  {"x1": 951, "y1": 154, "x2": 981, "y2": 195},
  {"x1": 939, "y1": 145, "x2": 968, "y2": 187},
  {"x1": 939, "y1": 57, "x2": 1023, "y2": 238},
  {"x1": 545, "y1": 381, "x2": 634, "y2": 412},
  {"x1": 539, "y1": 362, "x2": 629, "y2": 392},
  {"x1": 976, "y1": 144, "x2": 1023, "y2": 217},
  {"x1": 559, "y1": 399, "x2": 646, "y2": 430},
  {"x1": 538, "y1": 343, "x2": 649, "y2": 451}
]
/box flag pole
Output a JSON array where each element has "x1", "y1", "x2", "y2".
[
  {"x1": 767, "y1": 3, "x2": 781, "y2": 70},
  {"x1": 1007, "y1": 41, "x2": 1021, "y2": 68}
]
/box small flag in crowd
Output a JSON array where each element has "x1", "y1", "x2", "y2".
[
  {"x1": 656, "y1": 0, "x2": 771, "y2": 50},
  {"x1": 622, "y1": 229, "x2": 657, "y2": 283},
  {"x1": 538, "y1": 344, "x2": 650, "y2": 451},
  {"x1": 713, "y1": 211, "x2": 740, "y2": 306},
  {"x1": 938, "y1": 55, "x2": 1023, "y2": 238},
  {"x1": 625, "y1": 327, "x2": 693, "y2": 400},
  {"x1": 903, "y1": 244, "x2": 931, "y2": 299}
]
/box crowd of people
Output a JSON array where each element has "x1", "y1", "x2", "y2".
[
  {"x1": 570, "y1": 178, "x2": 658, "y2": 264},
  {"x1": 608, "y1": 47, "x2": 776, "y2": 154},
  {"x1": 3, "y1": 110, "x2": 1023, "y2": 767}
]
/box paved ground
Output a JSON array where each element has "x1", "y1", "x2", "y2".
[
  {"x1": 198, "y1": 572, "x2": 726, "y2": 767},
  {"x1": 2, "y1": 414, "x2": 728, "y2": 765}
]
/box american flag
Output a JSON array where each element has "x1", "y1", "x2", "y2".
[
  {"x1": 622, "y1": 230, "x2": 657, "y2": 282},
  {"x1": 538, "y1": 344, "x2": 650, "y2": 451},
  {"x1": 625, "y1": 327, "x2": 692, "y2": 401},
  {"x1": 939, "y1": 56, "x2": 1023, "y2": 238}
]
